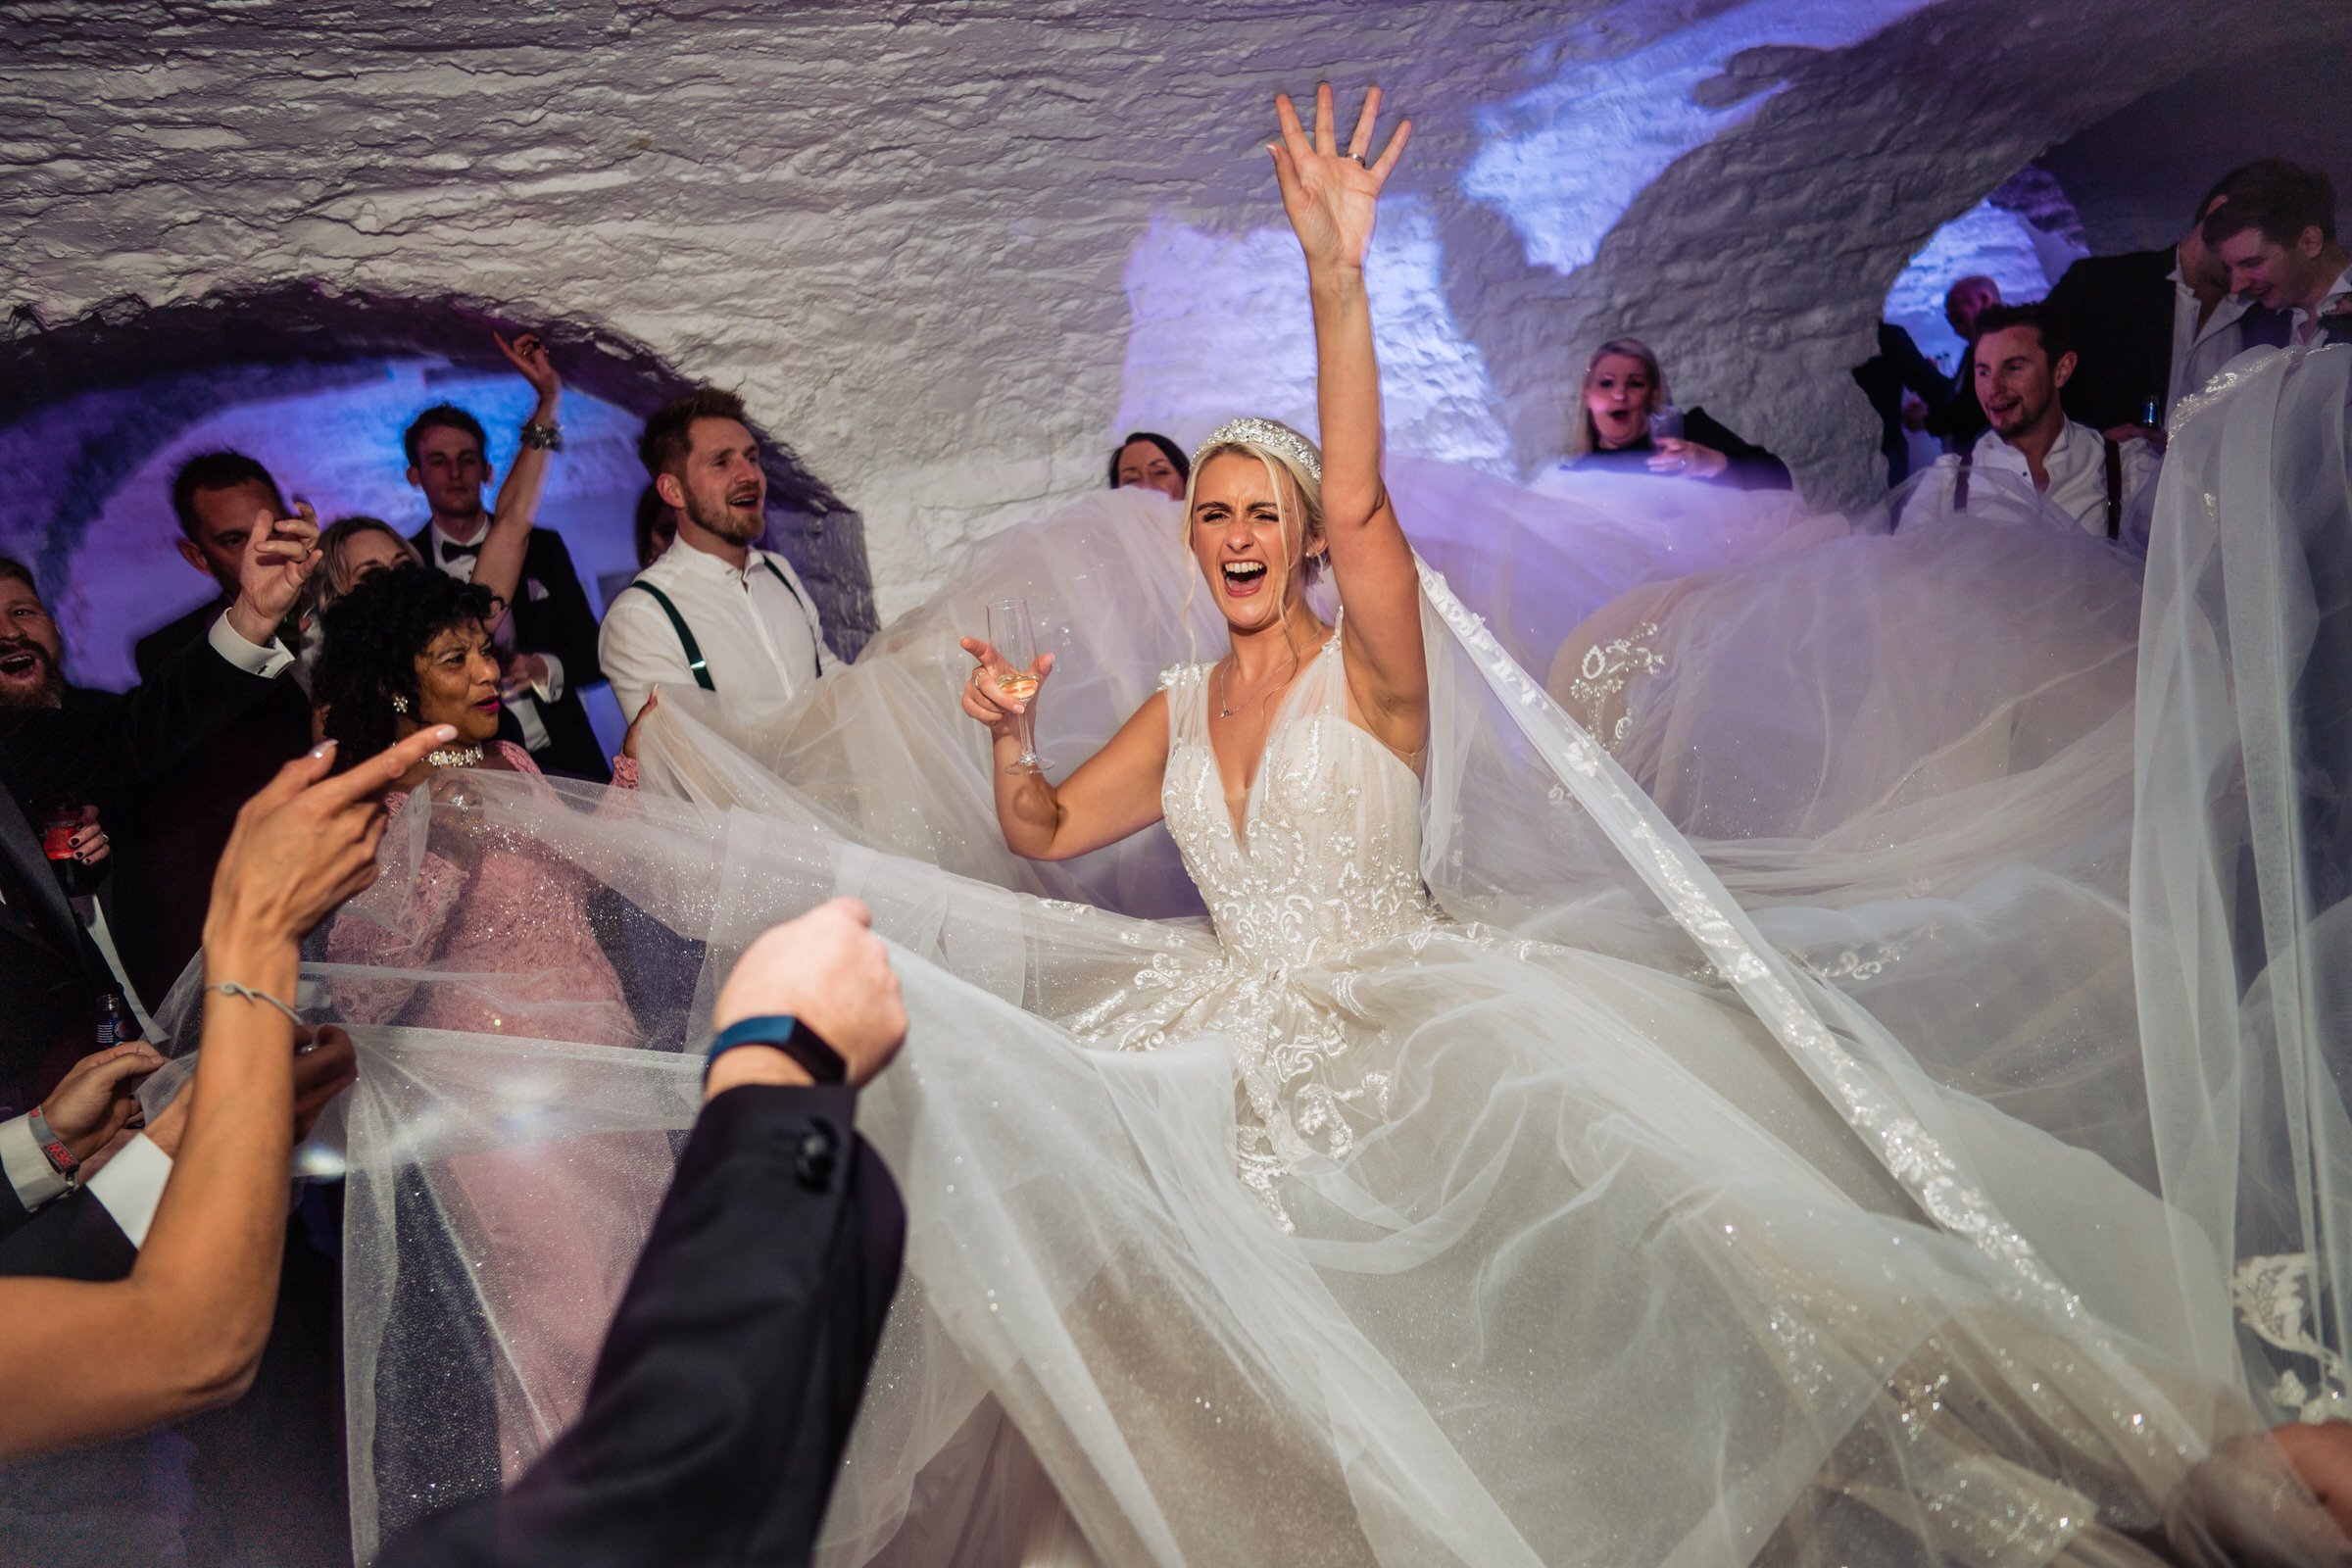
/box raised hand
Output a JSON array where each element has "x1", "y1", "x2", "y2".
[
  {"x1": 1269, "y1": 82, "x2": 1411, "y2": 275},
  {"x1": 496, "y1": 330, "x2": 562, "y2": 419},
  {"x1": 224, "y1": 501, "x2": 320, "y2": 646}
]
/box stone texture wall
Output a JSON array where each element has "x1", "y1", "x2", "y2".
[{"x1": 2, "y1": 0, "x2": 2342, "y2": 623}]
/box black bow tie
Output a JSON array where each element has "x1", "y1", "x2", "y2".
[{"x1": 440, "y1": 538, "x2": 482, "y2": 564}]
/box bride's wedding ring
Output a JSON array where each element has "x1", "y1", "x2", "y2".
[{"x1": 1341, "y1": 152, "x2": 1366, "y2": 165}]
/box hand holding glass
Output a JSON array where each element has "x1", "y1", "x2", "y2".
[{"x1": 984, "y1": 598, "x2": 1054, "y2": 776}]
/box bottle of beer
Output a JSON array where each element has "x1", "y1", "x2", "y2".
[
  {"x1": 95, "y1": 992, "x2": 140, "y2": 1049},
  {"x1": 40, "y1": 804, "x2": 90, "y2": 900}
]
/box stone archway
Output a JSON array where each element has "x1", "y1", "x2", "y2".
[{"x1": 0, "y1": 281, "x2": 877, "y2": 681}]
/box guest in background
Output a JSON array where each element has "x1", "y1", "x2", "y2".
[
  {"x1": 1852, "y1": 320, "x2": 1950, "y2": 486},
  {"x1": 1108, "y1": 430, "x2": 1191, "y2": 500},
  {"x1": 2045, "y1": 166, "x2": 2294, "y2": 436},
  {"x1": 120, "y1": 452, "x2": 318, "y2": 1009},
  {"x1": 376, "y1": 899, "x2": 906, "y2": 1568},
  {"x1": 631, "y1": 484, "x2": 678, "y2": 570},
  {"x1": 1912, "y1": 304, "x2": 2160, "y2": 543},
  {"x1": 2, "y1": 532, "x2": 308, "y2": 1102},
  {"x1": 2204, "y1": 158, "x2": 2352, "y2": 347},
  {"x1": 1549, "y1": 337, "x2": 1791, "y2": 491},
  {"x1": 600, "y1": 387, "x2": 842, "y2": 726},
  {"x1": 406, "y1": 330, "x2": 611, "y2": 782},
  {"x1": 294, "y1": 516, "x2": 422, "y2": 696},
  {"x1": 1926, "y1": 273, "x2": 2001, "y2": 451}
]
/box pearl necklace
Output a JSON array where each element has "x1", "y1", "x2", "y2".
[{"x1": 426, "y1": 743, "x2": 486, "y2": 769}]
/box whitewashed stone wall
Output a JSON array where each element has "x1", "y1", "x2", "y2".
[{"x1": 0, "y1": 0, "x2": 2337, "y2": 620}]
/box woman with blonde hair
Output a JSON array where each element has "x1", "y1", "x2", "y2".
[{"x1": 1555, "y1": 334, "x2": 1792, "y2": 490}]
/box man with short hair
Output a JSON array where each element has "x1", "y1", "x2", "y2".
[
  {"x1": 1925, "y1": 274, "x2": 2001, "y2": 451},
  {"x1": 2046, "y1": 166, "x2": 2296, "y2": 434},
  {"x1": 120, "y1": 451, "x2": 318, "y2": 1007},
  {"x1": 1913, "y1": 303, "x2": 2162, "y2": 544},
  {"x1": 598, "y1": 387, "x2": 841, "y2": 726},
  {"x1": 2204, "y1": 158, "x2": 2352, "y2": 347},
  {"x1": 406, "y1": 331, "x2": 612, "y2": 781}
]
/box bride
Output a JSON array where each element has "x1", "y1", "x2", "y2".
[{"x1": 328, "y1": 86, "x2": 2352, "y2": 1567}]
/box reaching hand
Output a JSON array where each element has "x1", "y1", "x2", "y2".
[
  {"x1": 957, "y1": 637, "x2": 1054, "y2": 734},
  {"x1": 204, "y1": 726, "x2": 460, "y2": 953},
  {"x1": 710, "y1": 898, "x2": 906, "y2": 1093},
  {"x1": 1269, "y1": 82, "x2": 1411, "y2": 274},
  {"x1": 496, "y1": 330, "x2": 562, "y2": 419},
  {"x1": 620, "y1": 687, "x2": 661, "y2": 761},
  {"x1": 496, "y1": 649, "x2": 549, "y2": 703},
  {"x1": 1647, "y1": 438, "x2": 1727, "y2": 480},
  {"x1": 134, "y1": 1024, "x2": 355, "y2": 1159},
  {"x1": 224, "y1": 502, "x2": 320, "y2": 645},
  {"x1": 39, "y1": 1041, "x2": 168, "y2": 1160}
]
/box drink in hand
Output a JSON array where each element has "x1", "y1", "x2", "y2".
[{"x1": 995, "y1": 671, "x2": 1041, "y2": 705}]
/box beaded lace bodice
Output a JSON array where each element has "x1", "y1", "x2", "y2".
[{"x1": 1160, "y1": 624, "x2": 1435, "y2": 967}]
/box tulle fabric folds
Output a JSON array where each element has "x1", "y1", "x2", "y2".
[{"x1": 161, "y1": 427, "x2": 2352, "y2": 1565}]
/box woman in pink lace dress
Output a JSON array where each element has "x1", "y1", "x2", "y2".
[{"x1": 312, "y1": 563, "x2": 664, "y2": 1475}]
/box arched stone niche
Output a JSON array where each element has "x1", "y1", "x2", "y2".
[{"x1": 0, "y1": 282, "x2": 874, "y2": 689}]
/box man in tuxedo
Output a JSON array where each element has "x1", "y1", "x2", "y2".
[
  {"x1": 378, "y1": 899, "x2": 907, "y2": 1568},
  {"x1": 1924, "y1": 274, "x2": 1999, "y2": 453},
  {"x1": 1, "y1": 539, "x2": 306, "y2": 1102},
  {"x1": 118, "y1": 451, "x2": 319, "y2": 1008},
  {"x1": 406, "y1": 335, "x2": 612, "y2": 781},
  {"x1": 2045, "y1": 166, "x2": 2295, "y2": 437},
  {"x1": 2206, "y1": 158, "x2": 2352, "y2": 349}
]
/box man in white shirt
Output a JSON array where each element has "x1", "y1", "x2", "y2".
[
  {"x1": 1911, "y1": 304, "x2": 2161, "y2": 545},
  {"x1": 2208, "y1": 159, "x2": 2352, "y2": 348},
  {"x1": 599, "y1": 387, "x2": 842, "y2": 725}
]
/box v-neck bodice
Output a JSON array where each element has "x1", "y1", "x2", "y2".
[{"x1": 1160, "y1": 626, "x2": 1434, "y2": 966}]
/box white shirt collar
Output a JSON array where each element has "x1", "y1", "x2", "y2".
[
  {"x1": 430, "y1": 514, "x2": 491, "y2": 549},
  {"x1": 660, "y1": 536, "x2": 768, "y2": 583}
]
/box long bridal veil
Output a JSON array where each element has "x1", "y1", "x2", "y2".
[{"x1": 147, "y1": 365, "x2": 2352, "y2": 1563}]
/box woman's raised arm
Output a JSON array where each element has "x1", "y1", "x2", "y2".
[{"x1": 1269, "y1": 83, "x2": 1425, "y2": 754}]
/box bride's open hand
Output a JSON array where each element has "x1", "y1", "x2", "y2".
[{"x1": 1270, "y1": 82, "x2": 1410, "y2": 274}]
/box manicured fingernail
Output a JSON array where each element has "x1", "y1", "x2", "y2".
[
  {"x1": 433, "y1": 725, "x2": 458, "y2": 740},
  {"x1": 310, "y1": 740, "x2": 336, "y2": 758}
]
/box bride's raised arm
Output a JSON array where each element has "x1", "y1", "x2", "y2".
[{"x1": 1270, "y1": 83, "x2": 1425, "y2": 758}]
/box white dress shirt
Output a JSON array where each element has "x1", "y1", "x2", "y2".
[
  {"x1": 598, "y1": 538, "x2": 841, "y2": 723},
  {"x1": 1918, "y1": 419, "x2": 2162, "y2": 542},
  {"x1": 2167, "y1": 261, "x2": 2255, "y2": 415},
  {"x1": 2290, "y1": 264, "x2": 2352, "y2": 345},
  {"x1": 427, "y1": 516, "x2": 563, "y2": 753}
]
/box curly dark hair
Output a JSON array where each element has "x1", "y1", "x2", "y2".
[{"x1": 313, "y1": 563, "x2": 495, "y2": 770}]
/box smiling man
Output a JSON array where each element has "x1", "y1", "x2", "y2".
[
  {"x1": 2203, "y1": 158, "x2": 2352, "y2": 348},
  {"x1": 597, "y1": 387, "x2": 841, "y2": 726},
  {"x1": 1913, "y1": 303, "x2": 2162, "y2": 546}
]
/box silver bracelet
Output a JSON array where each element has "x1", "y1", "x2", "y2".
[{"x1": 209, "y1": 981, "x2": 303, "y2": 1026}]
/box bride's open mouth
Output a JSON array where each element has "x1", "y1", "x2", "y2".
[{"x1": 1220, "y1": 560, "x2": 1270, "y2": 598}]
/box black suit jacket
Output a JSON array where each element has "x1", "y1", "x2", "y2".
[
  {"x1": 2047, "y1": 248, "x2": 2297, "y2": 431},
  {"x1": 414, "y1": 523, "x2": 612, "y2": 782},
  {"x1": 380, "y1": 1082, "x2": 906, "y2": 1568},
  {"x1": 0, "y1": 623, "x2": 288, "y2": 1102},
  {"x1": 0, "y1": 1180, "x2": 136, "y2": 1278},
  {"x1": 1852, "y1": 321, "x2": 1950, "y2": 486}
]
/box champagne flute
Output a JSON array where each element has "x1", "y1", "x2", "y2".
[{"x1": 986, "y1": 598, "x2": 1054, "y2": 776}]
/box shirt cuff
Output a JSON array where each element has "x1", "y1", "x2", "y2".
[
  {"x1": 85, "y1": 1135, "x2": 172, "y2": 1251},
  {"x1": 208, "y1": 611, "x2": 296, "y2": 679},
  {"x1": 533, "y1": 653, "x2": 564, "y2": 703},
  {"x1": 0, "y1": 1113, "x2": 71, "y2": 1212}
]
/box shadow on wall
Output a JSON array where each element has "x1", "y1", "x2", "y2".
[{"x1": 0, "y1": 282, "x2": 877, "y2": 691}]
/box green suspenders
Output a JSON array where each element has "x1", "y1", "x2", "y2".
[{"x1": 624, "y1": 558, "x2": 820, "y2": 692}]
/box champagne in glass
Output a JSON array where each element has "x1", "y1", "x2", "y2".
[{"x1": 986, "y1": 598, "x2": 1054, "y2": 775}]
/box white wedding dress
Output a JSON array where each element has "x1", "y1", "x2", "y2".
[{"x1": 164, "y1": 353, "x2": 2352, "y2": 1566}]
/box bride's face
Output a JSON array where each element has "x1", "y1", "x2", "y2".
[{"x1": 1190, "y1": 452, "x2": 1308, "y2": 630}]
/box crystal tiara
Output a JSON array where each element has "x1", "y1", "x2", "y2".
[{"x1": 1201, "y1": 417, "x2": 1323, "y2": 482}]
